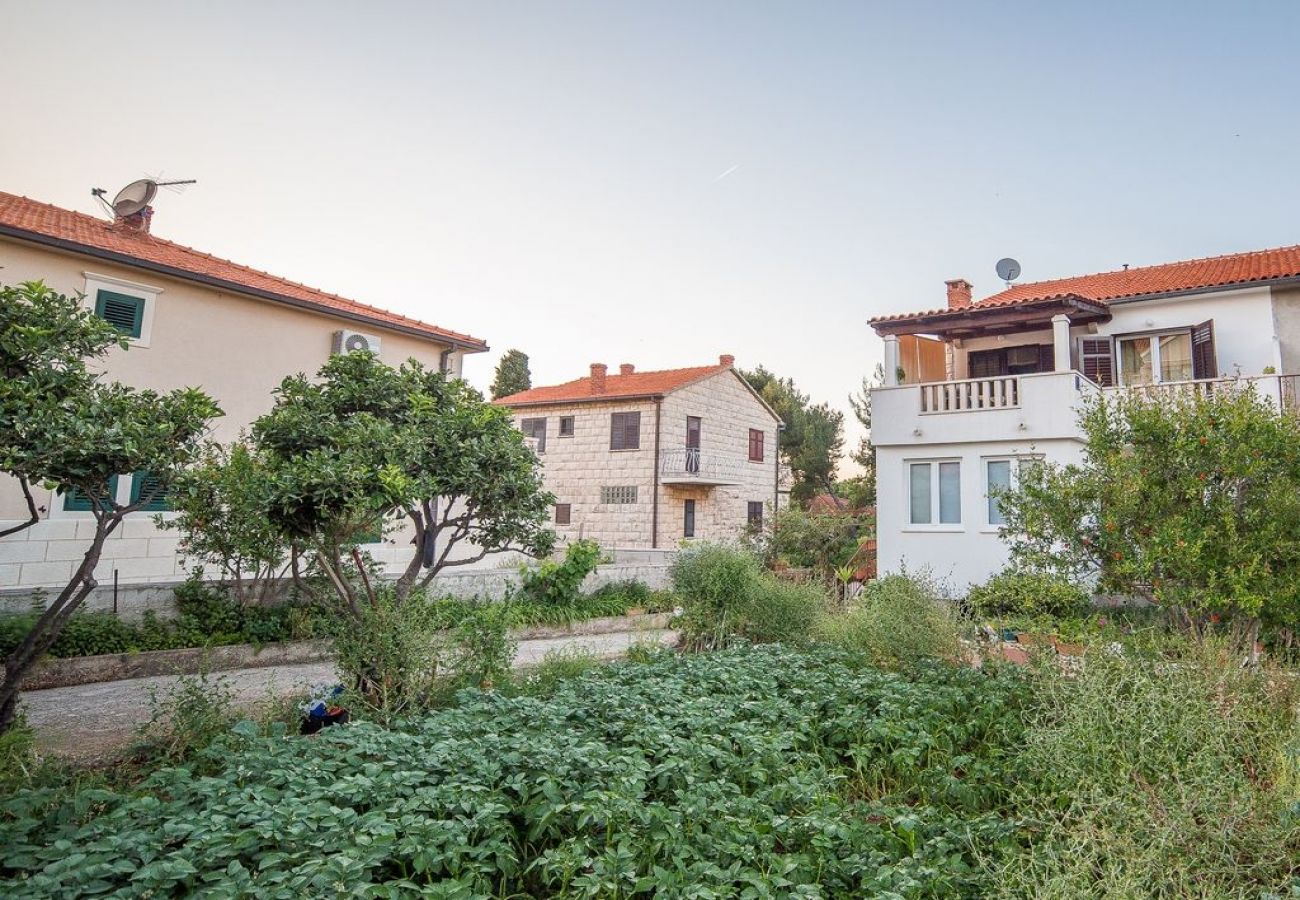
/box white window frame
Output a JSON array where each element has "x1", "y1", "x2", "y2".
[
  {"x1": 83, "y1": 272, "x2": 162, "y2": 349},
  {"x1": 1115, "y1": 329, "x2": 1193, "y2": 387},
  {"x1": 982, "y1": 455, "x2": 1042, "y2": 531},
  {"x1": 904, "y1": 458, "x2": 962, "y2": 531}
]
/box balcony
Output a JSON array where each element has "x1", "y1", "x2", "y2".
[
  {"x1": 873, "y1": 371, "x2": 1300, "y2": 448},
  {"x1": 659, "y1": 448, "x2": 747, "y2": 486}
]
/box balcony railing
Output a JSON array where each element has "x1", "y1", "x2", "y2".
[
  {"x1": 920, "y1": 376, "x2": 1020, "y2": 413},
  {"x1": 659, "y1": 448, "x2": 747, "y2": 486}
]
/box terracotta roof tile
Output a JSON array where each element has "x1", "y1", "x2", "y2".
[
  {"x1": 495, "y1": 364, "x2": 730, "y2": 406},
  {"x1": 0, "y1": 191, "x2": 486, "y2": 350},
  {"x1": 871, "y1": 243, "x2": 1300, "y2": 327}
]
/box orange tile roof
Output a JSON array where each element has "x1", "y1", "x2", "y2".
[
  {"x1": 0, "y1": 191, "x2": 487, "y2": 350},
  {"x1": 871, "y1": 243, "x2": 1300, "y2": 327},
  {"x1": 495, "y1": 364, "x2": 729, "y2": 406}
]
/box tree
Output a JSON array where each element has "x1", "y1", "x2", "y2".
[
  {"x1": 998, "y1": 385, "x2": 1300, "y2": 658},
  {"x1": 0, "y1": 282, "x2": 221, "y2": 732},
  {"x1": 845, "y1": 363, "x2": 884, "y2": 506},
  {"x1": 166, "y1": 442, "x2": 293, "y2": 606},
  {"x1": 251, "y1": 351, "x2": 555, "y2": 616},
  {"x1": 490, "y1": 349, "x2": 531, "y2": 399},
  {"x1": 742, "y1": 366, "x2": 844, "y2": 504}
]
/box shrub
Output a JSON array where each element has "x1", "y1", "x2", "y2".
[
  {"x1": 329, "y1": 589, "x2": 446, "y2": 722},
  {"x1": 673, "y1": 543, "x2": 826, "y2": 650},
  {"x1": 816, "y1": 573, "x2": 961, "y2": 671},
  {"x1": 515, "y1": 539, "x2": 602, "y2": 607},
  {"x1": 505, "y1": 647, "x2": 604, "y2": 698},
  {"x1": 966, "y1": 570, "x2": 1090, "y2": 621},
  {"x1": 994, "y1": 638, "x2": 1300, "y2": 898},
  {"x1": 445, "y1": 603, "x2": 516, "y2": 690},
  {"x1": 133, "y1": 671, "x2": 238, "y2": 766}
]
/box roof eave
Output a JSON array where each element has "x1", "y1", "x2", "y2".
[
  {"x1": 870, "y1": 295, "x2": 1110, "y2": 338},
  {"x1": 1100, "y1": 274, "x2": 1300, "y2": 307},
  {"x1": 496, "y1": 392, "x2": 666, "y2": 408},
  {"x1": 0, "y1": 224, "x2": 489, "y2": 353}
]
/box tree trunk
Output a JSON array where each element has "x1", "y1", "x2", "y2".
[{"x1": 0, "y1": 516, "x2": 114, "y2": 735}]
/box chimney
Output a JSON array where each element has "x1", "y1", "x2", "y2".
[
  {"x1": 945, "y1": 279, "x2": 972, "y2": 309},
  {"x1": 719, "y1": 354, "x2": 735, "y2": 367},
  {"x1": 116, "y1": 205, "x2": 154, "y2": 235},
  {"x1": 619, "y1": 363, "x2": 635, "y2": 376},
  {"x1": 589, "y1": 363, "x2": 607, "y2": 394}
]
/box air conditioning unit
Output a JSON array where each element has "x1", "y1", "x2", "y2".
[{"x1": 332, "y1": 329, "x2": 382, "y2": 355}]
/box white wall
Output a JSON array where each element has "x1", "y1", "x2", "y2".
[{"x1": 875, "y1": 437, "x2": 1085, "y2": 593}]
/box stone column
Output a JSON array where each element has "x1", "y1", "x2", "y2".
[
  {"x1": 1051, "y1": 315, "x2": 1071, "y2": 372},
  {"x1": 883, "y1": 335, "x2": 899, "y2": 386}
]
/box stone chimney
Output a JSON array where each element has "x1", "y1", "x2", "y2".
[
  {"x1": 619, "y1": 363, "x2": 635, "y2": 375},
  {"x1": 719, "y1": 354, "x2": 735, "y2": 367},
  {"x1": 945, "y1": 279, "x2": 972, "y2": 309},
  {"x1": 589, "y1": 363, "x2": 607, "y2": 394}
]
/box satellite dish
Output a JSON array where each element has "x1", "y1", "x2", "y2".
[
  {"x1": 111, "y1": 179, "x2": 158, "y2": 217},
  {"x1": 995, "y1": 257, "x2": 1021, "y2": 282}
]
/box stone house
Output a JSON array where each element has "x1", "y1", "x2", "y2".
[
  {"x1": 495, "y1": 356, "x2": 785, "y2": 550},
  {"x1": 0, "y1": 190, "x2": 487, "y2": 593}
]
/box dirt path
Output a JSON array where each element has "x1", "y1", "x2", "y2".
[{"x1": 22, "y1": 628, "x2": 677, "y2": 762}]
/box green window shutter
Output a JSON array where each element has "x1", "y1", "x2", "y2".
[
  {"x1": 95, "y1": 290, "x2": 145, "y2": 338},
  {"x1": 355, "y1": 519, "x2": 384, "y2": 544},
  {"x1": 129, "y1": 471, "x2": 170, "y2": 511},
  {"x1": 62, "y1": 475, "x2": 120, "y2": 512}
]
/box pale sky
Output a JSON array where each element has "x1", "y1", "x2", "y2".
[{"x1": 4, "y1": 1, "x2": 1299, "y2": 470}]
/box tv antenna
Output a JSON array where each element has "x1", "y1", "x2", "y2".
[
  {"x1": 92, "y1": 178, "x2": 197, "y2": 219},
  {"x1": 995, "y1": 257, "x2": 1021, "y2": 286}
]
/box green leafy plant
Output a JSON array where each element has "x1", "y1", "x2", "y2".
[
  {"x1": 966, "y1": 570, "x2": 1090, "y2": 621},
  {"x1": 133, "y1": 670, "x2": 238, "y2": 766},
  {"x1": 816, "y1": 572, "x2": 961, "y2": 671},
  {"x1": 515, "y1": 539, "x2": 602, "y2": 607}
]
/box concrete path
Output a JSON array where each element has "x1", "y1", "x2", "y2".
[{"x1": 22, "y1": 628, "x2": 677, "y2": 762}]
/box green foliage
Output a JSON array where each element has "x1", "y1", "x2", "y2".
[
  {"x1": 251, "y1": 350, "x2": 554, "y2": 611},
  {"x1": 0, "y1": 645, "x2": 1029, "y2": 898},
  {"x1": 504, "y1": 647, "x2": 605, "y2": 698},
  {"x1": 848, "y1": 362, "x2": 885, "y2": 493},
  {"x1": 672, "y1": 543, "x2": 826, "y2": 650},
  {"x1": 755, "y1": 503, "x2": 872, "y2": 578},
  {"x1": 999, "y1": 386, "x2": 1300, "y2": 645},
  {"x1": 741, "y1": 365, "x2": 844, "y2": 503},
  {"x1": 817, "y1": 573, "x2": 961, "y2": 671},
  {"x1": 489, "y1": 348, "x2": 531, "y2": 399},
  {"x1": 966, "y1": 570, "x2": 1090, "y2": 620},
  {"x1": 447, "y1": 602, "x2": 515, "y2": 690},
  {"x1": 164, "y1": 442, "x2": 289, "y2": 605},
  {"x1": 515, "y1": 539, "x2": 602, "y2": 607},
  {"x1": 994, "y1": 639, "x2": 1300, "y2": 898},
  {"x1": 0, "y1": 719, "x2": 37, "y2": 792},
  {"x1": 133, "y1": 671, "x2": 238, "y2": 767}
]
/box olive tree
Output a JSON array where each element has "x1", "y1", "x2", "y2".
[
  {"x1": 250, "y1": 351, "x2": 554, "y2": 616},
  {"x1": 0, "y1": 282, "x2": 220, "y2": 732},
  {"x1": 998, "y1": 384, "x2": 1300, "y2": 656}
]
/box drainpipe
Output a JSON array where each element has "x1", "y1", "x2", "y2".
[
  {"x1": 651, "y1": 397, "x2": 662, "y2": 548},
  {"x1": 438, "y1": 347, "x2": 455, "y2": 375}
]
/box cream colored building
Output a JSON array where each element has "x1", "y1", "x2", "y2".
[
  {"x1": 496, "y1": 357, "x2": 786, "y2": 550},
  {"x1": 0, "y1": 191, "x2": 487, "y2": 590}
]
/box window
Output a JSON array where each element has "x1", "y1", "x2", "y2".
[
  {"x1": 968, "y1": 345, "x2": 1053, "y2": 377},
  {"x1": 555, "y1": 503, "x2": 572, "y2": 525},
  {"x1": 748, "y1": 428, "x2": 765, "y2": 462},
  {"x1": 747, "y1": 501, "x2": 764, "y2": 529},
  {"x1": 129, "y1": 471, "x2": 170, "y2": 512},
  {"x1": 1118, "y1": 332, "x2": 1193, "y2": 386},
  {"x1": 520, "y1": 417, "x2": 547, "y2": 453},
  {"x1": 600, "y1": 485, "x2": 638, "y2": 504},
  {"x1": 985, "y1": 457, "x2": 1042, "y2": 525},
  {"x1": 95, "y1": 290, "x2": 145, "y2": 338},
  {"x1": 683, "y1": 500, "x2": 695, "y2": 537},
  {"x1": 62, "y1": 476, "x2": 120, "y2": 512},
  {"x1": 558, "y1": 416, "x2": 575, "y2": 437},
  {"x1": 1080, "y1": 337, "x2": 1115, "y2": 386},
  {"x1": 610, "y1": 412, "x2": 641, "y2": 450},
  {"x1": 908, "y1": 461, "x2": 960, "y2": 525}
]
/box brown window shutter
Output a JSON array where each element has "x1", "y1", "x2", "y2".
[
  {"x1": 1080, "y1": 337, "x2": 1115, "y2": 387},
  {"x1": 1191, "y1": 320, "x2": 1216, "y2": 380}
]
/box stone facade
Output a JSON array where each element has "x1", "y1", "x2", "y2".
[{"x1": 511, "y1": 368, "x2": 784, "y2": 550}]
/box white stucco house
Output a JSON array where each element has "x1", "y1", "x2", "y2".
[
  {"x1": 869, "y1": 244, "x2": 1300, "y2": 591},
  {"x1": 0, "y1": 190, "x2": 487, "y2": 594},
  {"x1": 495, "y1": 356, "x2": 786, "y2": 550}
]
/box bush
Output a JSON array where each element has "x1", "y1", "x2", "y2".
[
  {"x1": 966, "y1": 571, "x2": 1089, "y2": 621},
  {"x1": 133, "y1": 671, "x2": 238, "y2": 766},
  {"x1": 445, "y1": 603, "x2": 516, "y2": 690},
  {"x1": 816, "y1": 573, "x2": 961, "y2": 671},
  {"x1": 994, "y1": 638, "x2": 1300, "y2": 897},
  {"x1": 329, "y1": 589, "x2": 446, "y2": 722},
  {"x1": 516, "y1": 539, "x2": 602, "y2": 607},
  {"x1": 673, "y1": 543, "x2": 826, "y2": 650}
]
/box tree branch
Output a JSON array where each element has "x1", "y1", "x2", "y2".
[{"x1": 0, "y1": 476, "x2": 39, "y2": 539}]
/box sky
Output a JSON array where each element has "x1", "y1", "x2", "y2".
[{"x1": 3, "y1": 1, "x2": 1299, "y2": 470}]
